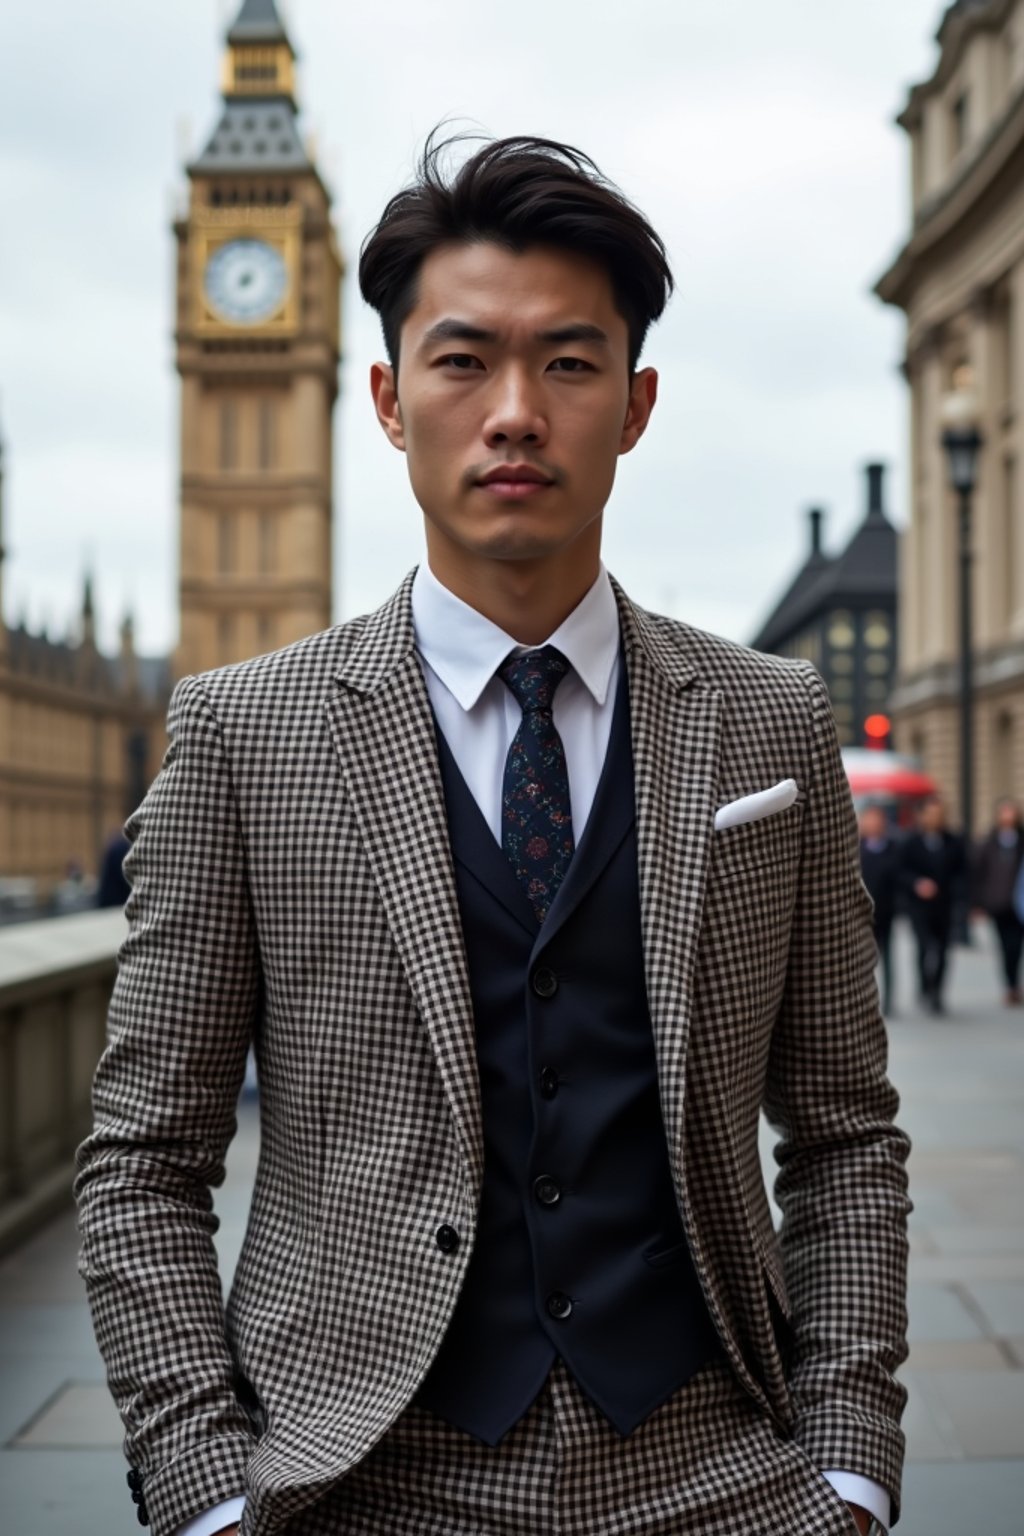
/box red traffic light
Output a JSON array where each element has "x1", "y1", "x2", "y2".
[{"x1": 864, "y1": 713, "x2": 891, "y2": 746}]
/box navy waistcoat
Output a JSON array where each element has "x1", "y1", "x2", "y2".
[{"x1": 416, "y1": 666, "x2": 721, "y2": 1444}]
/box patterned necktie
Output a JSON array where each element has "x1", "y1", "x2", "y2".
[{"x1": 499, "y1": 646, "x2": 575, "y2": 924}]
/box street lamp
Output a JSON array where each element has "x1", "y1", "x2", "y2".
[{"x1": 940, "y1": 365, "x2": 983, "y2": 849}]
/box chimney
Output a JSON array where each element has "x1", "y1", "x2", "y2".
[
  {"x1": 866, "y1": 463, "x2": 886, "y2": 521},
  {"x1": 808, "y1": 507, "x2": 826, "y2": 559}
]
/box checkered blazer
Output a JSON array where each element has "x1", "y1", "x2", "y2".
[{"x1": 76, "y1": 574, "x2": 910, "y2": 1536}]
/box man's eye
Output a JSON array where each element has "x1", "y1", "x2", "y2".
[
  {"x1": 438, "y1": 354, "x2": 483, "y2": 370},
  {"x1": 548, "y1": 357, "x2": 594, "y2": 373}
]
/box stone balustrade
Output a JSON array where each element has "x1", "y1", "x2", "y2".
[{"x1": 0, "y1": 909, "x2": 125, "y2": 1255}]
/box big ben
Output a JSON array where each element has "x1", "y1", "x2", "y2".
[{"x1": 174, "y1": 0, "x2": 342, "y2": 678}]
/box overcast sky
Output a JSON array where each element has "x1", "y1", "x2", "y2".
[{"x1": 0, "y1": 0, "x2": 946, "y2": 657}]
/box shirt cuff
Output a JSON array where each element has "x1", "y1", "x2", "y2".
[
  {"x1": 176, "y1": 1495, "x2": 246, "y2": 1536},
  {"x1": 821, "y1": 1471, "x2": 890, "y2": 1531}
]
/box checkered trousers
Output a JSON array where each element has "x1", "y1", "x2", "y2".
[{"x1": 288, "y1": 1360, "x2": 858, "y2": 1536}]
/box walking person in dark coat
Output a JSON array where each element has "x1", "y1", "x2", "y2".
[
  {"x1": 972, "y1": 798, "x2": 1024, "y2": 1006},
  {"x1": 901, "y1": 796, "x2": 967, "y2": 1015},
  {"x1": 858, "y1": 804, "x2": 902, "y2": 1015},
  {"x1": 97, "y1": 828, "x2": 132, "y2": 909}
]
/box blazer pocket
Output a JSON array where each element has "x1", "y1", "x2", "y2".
[
  {"x1": 642, "y1": 1236, "x2": 690, "y2": 1269},
  {"x1": 712, "y1": 800, "x2": 803, "y2": 880}
]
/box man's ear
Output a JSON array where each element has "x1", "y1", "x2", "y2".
[
  {"x1": 619, "y1": 366, "x2": 658, "y2": 456},
  {"x1": 370, "y1": 361, "x2": 405, "y2": 452}
]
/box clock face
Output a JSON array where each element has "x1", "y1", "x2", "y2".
[{"x1": 204, "y1": 239, "x2": 288, "y2": 324}]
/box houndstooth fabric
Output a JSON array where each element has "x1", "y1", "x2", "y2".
[
  {"x1": 499, "y1": 645, "x2": 575, "y2": 922},
  {"x1": 291, "y1": 1361, "x2": 859, "y2": 1536},
  {"x1": 75, "y1": 572, "x2": 910, "y2": 1536}
]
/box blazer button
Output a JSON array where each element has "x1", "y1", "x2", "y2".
[
  {"x1": 435, "y1": 1224, "x2": 460, "y2": 1254},
  {"x1": 532, "y1": 967, "x2": 558, "y2": 998},
  {"x1": 539, "y1": 1066, "x2": 560, "y2": 1099},
  {"x1": 547, "y1": 1291, "x2": 573, "y2": 1321},
  {"x1": 533, "y1": 1174, "x2": 561, "y2": 1207}
]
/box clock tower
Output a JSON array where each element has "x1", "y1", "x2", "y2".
[{"x1": 174, "y1": 0, "x2": 342, "y2": 678}]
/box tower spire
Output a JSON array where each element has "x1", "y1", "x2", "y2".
[
  {"x1": 221, "y1": 0, "x2": 297, "y2": 104},
  {"x1": 227, "y1": 0, "x2": 292, "y2": 47},
  {"x1": 81, "y1": 570, "x2": 96, "y2": 649}
]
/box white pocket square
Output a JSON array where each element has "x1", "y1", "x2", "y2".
[{"x1": 714, "y1": 778, "x2": 799, "y2": 832}]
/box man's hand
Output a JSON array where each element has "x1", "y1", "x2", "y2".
[{"x1": 914, "y1": 876, "x2": 939, "y2": 899}]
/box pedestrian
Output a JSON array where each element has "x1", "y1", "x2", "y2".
[
  {"x1": 972, "y1": 798, "x2": 1024, "y2": 1006},
  {"x1": 858, "y1": 803, "x2": 902, "y2": 1015},
  {"x1": 901, "y1": 795, "x2": 967, "y2": 1015},
  {"x1": 75, "y1": 129, "x2": 908, "y2": 1536},
  {"x1": 96, "y1": 828, "x2": 132, "y2": 909}
]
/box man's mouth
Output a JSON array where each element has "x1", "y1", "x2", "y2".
[{"x1": 476, "y1": 464, "x2": 555, "y2": 499}]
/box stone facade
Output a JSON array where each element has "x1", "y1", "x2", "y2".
[
  {"x1": 876, "y1": 0, "x2": 1024, "y2": 823},
  {"x1": 0, "y1": 524, "x2": 169, "y2": 902}
]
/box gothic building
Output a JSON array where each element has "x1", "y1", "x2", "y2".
[
  {"x1": 0, "y1": 424, "x2": 171, "y2": 902},
  {"x1": 750, "y1": 465, "x2": 900, "y2": 749},
  {"x1": 0, "y1": 0, "x2": 343, "y2": 903}
]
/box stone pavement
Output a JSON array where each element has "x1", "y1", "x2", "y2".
[{"x1": 1, "y1": 920, "x2": 1021, "y2": 1534}]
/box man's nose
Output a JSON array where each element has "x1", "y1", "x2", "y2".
[{"x1": 483, "y1": 369, "x2": 548, "y2": 447}]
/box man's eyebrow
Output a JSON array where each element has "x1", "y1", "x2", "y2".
[
  {"x1": 537, "y1": 324, "x2": 610, "y2": 347},
  {"x1": 419, "y1": 319, "x2": 611, "y2": 348},
  {"x1": 420, "y1": 319, "x2": 498, "y2": 346}
]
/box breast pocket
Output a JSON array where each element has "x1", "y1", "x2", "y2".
[
  {"x1": 711, "y1": 800, "x2": 803, "y2": 882},
  {"x1": 699, "y1": 803, "x2": 804, "y2": 1011}
]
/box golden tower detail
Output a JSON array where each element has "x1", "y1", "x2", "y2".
[{"x1": 174, "y1": 0, "x2": 342, "y2": 678}]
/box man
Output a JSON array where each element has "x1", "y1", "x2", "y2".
[
  {"x1": 972, "y1": 797, "x2": 1024, "y2": 1006},
  {"x1": 901, "y1": 795, "x2": 967, "y2": 1016},
  {"x1": 857, "y1": 804, "x2": 902, "y2": 1016},
  {"x1": 76, "y1": 134, "x2": 909, "y2": 1536}
]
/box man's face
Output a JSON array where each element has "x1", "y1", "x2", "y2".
[
  {"x1": 370, "y1": 241, "x2": 657, "y2": 574},
  {"x1": 920, "y1": 800, "x2": 945, "y2": 834},
  {"x1": 859, "y1": 806, "x2": 886, "y2": 841}
]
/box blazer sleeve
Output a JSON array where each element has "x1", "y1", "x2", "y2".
[
  {"x1": 762, "y1": 665, "x2": 911, "y2": 1517},
  {"x1": 75, "y1": 675, "x2": 259, "y2": 1536}
]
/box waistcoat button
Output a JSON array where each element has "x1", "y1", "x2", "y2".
[
  {"x1": 546, "y1": 1291, "x2": 573, "y2": 1321},
  {"x1": 539, "y1": 1067, "x2": 559, "y2": 1099},
  {"x1": 533, "y1": 1175, "x2": 561, "y2": 1207},
  {"x1": 531, "y1": 967, "x2": 558, "y2": 998},
  {"x1": 435, "y1": 1224, "x2": 460, "y2": 1254}
]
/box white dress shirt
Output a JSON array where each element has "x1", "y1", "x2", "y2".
[
  {"x1": 182, "y1": 563, "x2": 887, "y2": 1536},
  {"x1": 412, "y1": 560, "x2": 621, "y2": 842}
]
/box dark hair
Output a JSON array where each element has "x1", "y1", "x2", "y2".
[{"x1": 359, "y1": 128, "x2": 674, "y2": 375}]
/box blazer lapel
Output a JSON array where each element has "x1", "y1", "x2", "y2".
[
  {"x1": 322, "y1": 575, "x2": 483, "y2": 1195},
  {"x1": 612, "y1": 581, "x2": 722, "y2": 1158}
]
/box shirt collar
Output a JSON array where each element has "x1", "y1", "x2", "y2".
[{"x1": 411, "y1": 562, "x2": 620, "y2": 712}]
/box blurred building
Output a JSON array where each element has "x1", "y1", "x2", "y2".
[
  {"x1": 750, "y1": 464, "x2": 899, "y2": 748},
  {"x1": 0, "y1": 0, "x2": 342, "y2": 901},
  {"x1": 875, "y1": 0, "x2": 1024, "y2": 815},
  {"x1": 0, "y1": 428, "x2": 170, "y2": 905},
  {"x1": 174, "y1": 0, "x2": 343, "y2": 677}
]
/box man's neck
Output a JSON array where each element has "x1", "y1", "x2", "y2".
[{"x1": 424, "y1": 546, "x2": 602, "y2": 646}]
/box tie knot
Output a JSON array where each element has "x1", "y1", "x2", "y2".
[{"x1": 499, "y1": 646, "x2": 570, "y2": 714}]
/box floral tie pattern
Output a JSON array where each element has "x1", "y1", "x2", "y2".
[{"x1": 499, "y1": 646, "x2": 575, "y2": 924}]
